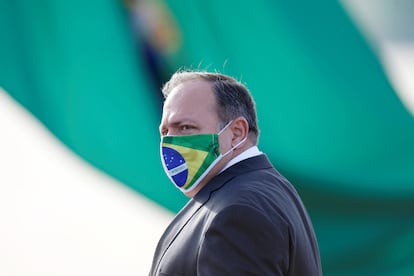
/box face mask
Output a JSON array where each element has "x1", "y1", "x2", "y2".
[{"x1": 160, "y1": 121, "x2": 246, "y2": 193}]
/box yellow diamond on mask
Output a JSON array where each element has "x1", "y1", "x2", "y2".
[{"x1": 162, "y1": 142, "x2": 210, "y2": 189}]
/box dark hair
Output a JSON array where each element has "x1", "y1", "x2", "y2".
[{"x1": 162, "y1": 70, "x2": 259, "y2": 143}]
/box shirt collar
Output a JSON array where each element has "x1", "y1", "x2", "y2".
[{"x1": 219, "y1": 146, "x2": 263, "y2": 173}]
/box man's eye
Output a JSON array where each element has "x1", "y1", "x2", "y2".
[{"x1": 180, "y1": 125, "x2": 191, "y2": 130}]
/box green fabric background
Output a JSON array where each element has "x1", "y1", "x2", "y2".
[{"x1": 1, "y1": 0, "x2": 414, "y2": 274}]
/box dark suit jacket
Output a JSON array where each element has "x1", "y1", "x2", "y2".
[{"x1": 149, "y1": 154, "x2": 322, "y2": 275}]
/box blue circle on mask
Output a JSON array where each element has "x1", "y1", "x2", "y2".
[{"x1": 162, "y1": 146, "x2": 188, "y2": 187}]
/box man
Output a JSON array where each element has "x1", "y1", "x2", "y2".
[{"x1": 149, "y1": 70, "x2": 322, "y2": 275}]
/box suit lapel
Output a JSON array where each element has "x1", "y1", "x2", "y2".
[
  {"x1": 153, "y1": 197, "x2": 205, "y2": 272},
  {"x1": 153, "y1": 154, "x2": 273, "y2": 272}
]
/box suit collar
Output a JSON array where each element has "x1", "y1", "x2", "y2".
[{"x1": 194, "y1": 154, "x2": 272, "y2": 203}]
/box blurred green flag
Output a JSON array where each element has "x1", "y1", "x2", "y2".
[
  {"x1": 0, "y1": 0, "x2": 187, "y2": 211},
  {"x1": 1, "y1": 0, "x2": 414, "y2": 275},
  {"x1": 163, "y1": 1, "x2": 414, "y2": 275}
]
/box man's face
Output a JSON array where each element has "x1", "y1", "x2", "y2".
[
  {"x1": 160, "y1": 79, "x2": 221, "y2": 137},
  {"x1": 159, "y1": 79, "x2": 234, "y2": 186},
  {"x1": 159, "y1": 79, "x2": 243, "y2": 196},
  {"x1": 160, "y1": 77, "x2": 232, "y2": 197}
]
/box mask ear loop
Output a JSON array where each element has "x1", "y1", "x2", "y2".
[
  {"x1": 220, "y1": 119, "x2": 248, "y2": 157},
  {"x1": 217, "y1": 120, "x2": 233, "y2": 135},
  {"x1": 222, "y1": 135, "x2": 248, "y2": 157}
]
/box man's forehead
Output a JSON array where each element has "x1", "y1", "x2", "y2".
[
  {"x1": 164, "y1": 80, "x2": 215, "y2": 107},
  {"x1": 161, "y1": 80, "x2": 219, "y2": 125}
]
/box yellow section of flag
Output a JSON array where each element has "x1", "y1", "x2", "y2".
[{"x1": 162, "y1": 142, "x2": 208, "y2": 188}]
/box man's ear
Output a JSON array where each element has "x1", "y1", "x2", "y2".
[{"x1": 230, "y1": 116, "x2": 249, "y2": 145}]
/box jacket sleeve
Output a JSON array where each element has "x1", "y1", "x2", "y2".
[{"x1": 197, "y1": 204, "x2": 290, "y2": 275}]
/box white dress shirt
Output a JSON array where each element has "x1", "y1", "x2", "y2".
[{"x1": 220, "y1": 146, "x2": 263, "y2": 173}]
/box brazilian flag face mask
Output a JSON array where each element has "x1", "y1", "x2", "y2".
[{"x1": 160, "y1": 121, "x2": 244, "y2": 193}]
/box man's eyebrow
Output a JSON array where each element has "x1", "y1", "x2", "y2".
[
  {"x1": 169, "y1": 118, "x2": 198, "y2": 126},
  {"x1": 159, "y1": 119, "x2": 198, "y2": 133}
]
